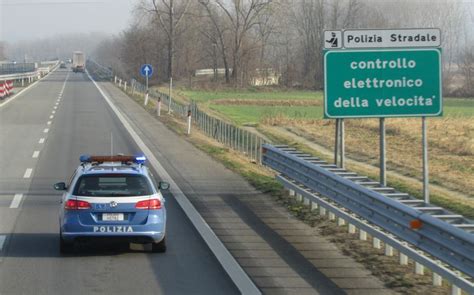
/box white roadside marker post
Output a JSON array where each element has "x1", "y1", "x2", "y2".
[
  {"x1": 187, "y1": 110, "x2": 192, "y2": 135},
  {"x1": 157, "y1": 97, "x2": 161, "y2": 117}
]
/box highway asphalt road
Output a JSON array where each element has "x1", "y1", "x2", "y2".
[{"x1": 0, "y1": 69, "x2": 239, "y2": 294}]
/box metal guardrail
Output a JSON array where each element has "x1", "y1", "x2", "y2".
[
  {"x1": 0, "y1": 71, "x2": 39, "y2": 81},
  {"x1": 0, "y1": 61, "x2": 59, "y2": 81},
  {"x1": 262, "y1": 144, "x2": 474, "y2": 292}
]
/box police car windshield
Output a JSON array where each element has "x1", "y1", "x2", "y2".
[{"x1": 73, "y1": 174, "x2": 153, "y2": 197}]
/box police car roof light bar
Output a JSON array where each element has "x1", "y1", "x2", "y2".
[{"x1": 79, "y1": 154, "x2": 146, "y2": 164}]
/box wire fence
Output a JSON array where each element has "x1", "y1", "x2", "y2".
[{"x1": 90, "y1": 64, "x2": 271, "y2": 164}]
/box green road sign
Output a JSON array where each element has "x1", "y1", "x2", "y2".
[{"x1": 324, "y1": 49, "x2": 442, "y2": 118}]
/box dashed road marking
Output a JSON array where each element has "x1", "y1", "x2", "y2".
[
  {"x1": 43, "y1": 128, "x2": 49, "y2": 133},
  {"x1": 52, "y1": 110, "x2": 56, "y2": 114},
  {"x1": 10, "y1": 194, "x2": 23, "y2": 208},
  {"x1": 53, "y1": 106, "x2": 57, "y2": 109},
  {"x1": 39, "y1": 138, "x2": 45, "y2": 144},
  {"x1": 49, "y1": 115, "x2": 54, "y2": 119},
  {"x1": 47, "y1": 121, "x2": 52, "y2": 125},
  {"x1": 23, "y1": 168, "x2": 33, "y2": 178},
  {"x1": 32, "y1": 151, "x2": 40, "y2": 158}
]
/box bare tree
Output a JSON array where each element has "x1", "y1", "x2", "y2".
[
  {"x1": 211, "y1": 0, "x2": 273, "y2": 83},
  {"x1": 140, "y1": 0, "x2": 191, "y2": 80},
  {"x1": 199, "y1": 0, "x2": 231, "y2": 83}
]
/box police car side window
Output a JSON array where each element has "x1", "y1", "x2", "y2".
[
  {"x1": 148, "y1": 172, "x2": 159, "y2": 192},
  {"x1": 67, "y1": 171, "x2": 77, "y2": 190}
]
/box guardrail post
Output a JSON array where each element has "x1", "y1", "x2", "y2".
[
  {"x1": 303, "y1": 197, "x2": 310, "y2": 206},
  {"x1": 296, "y1": 193, "x2": 302, "y2": 202},
  {"x1": 124, "y1": 81, "x2": 127, "y2": 92},
  {"x1": 399, "y1": 253, "x2": 408, "y2": 265},
  {"x1": 415, "y1": 262, "x2": 424, "y2": 275},
  {"x1": 373, "y1": 237, "x2": 381, "y2": 249},
  {"x1": 119, "y1": 79, "x2": 122, "y2": 87},
  {"x1": 328, "y1": 212, "x2": 336, "y2": 220},
  {"x1": 337, "y1": 217, "x2": 345, "y2": 226},
  {"x1": 348, "y1": 224, "x2": 356, "y2": 234},
  {"x1": 432, "y1": 273, "x2": 442, "y2": 286},
  {"x1": 310, "y1": 201, "x2": 318, "y2": 211},
  {"x1": 114, "y1": 76, "x2": 117, "y2": 84},
  {"x1": 451, "y1": 285, "x2": 461, "y2": 295},
  {"x1": 21, "y1": 78, "x2": 24, "y2": 87},
  {"x1": 359, "y1": 230, "x2": 367, "y2": 241},
  {"x1": 288, "y1": 189, "x2": 295, "y2": 197},
  {"x1": 385, "y1": 244, "x2": 394, "y2": 256},
  {"x1": 319, "y1": 206, "x2": 326, "y2": 216}
]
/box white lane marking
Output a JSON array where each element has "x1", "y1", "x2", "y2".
[
  {"x1": 39, "y1": 138, "x2": 45, "y2": 144},
  {"x1": 53, "y1": 106, "x2": 57, "y2": 110},
  {"x1": 32, "y1": 151, "x2": 40, "y2": 158},
  {"x1": 56, "y1": 99, "x2": 60, "y2": 102},
  {"x1": 49, "y1": 115, "x2": 54, "y2": 119},
  {"x1": 52, "y1": 110, "x2": 56, "y2": 114},
  {"x1": 10, "y1": 194, "x2": 23, "y2": 208},
  {"x1": 0, "y1": 235, "x2": 6, "y2": 251},
  {"x1": 43, "y1": 128, "x2": 49, "y2": 133},
  {"x1": 87, "y1": 72, "x2": 261, "y2": 295},
  {"x1": 55, "y1": 102, "x2": 59, "y2": 106},
  {"x1": 23, "y1": 168, "x2": 33, "y2": 178},
  {"x1": 47, "y1": 121, "x2": 52, "y2": 125}
]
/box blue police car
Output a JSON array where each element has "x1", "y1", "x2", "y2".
[{"x1": 54, "y1": 154, "x2": 169, "y2": 253}]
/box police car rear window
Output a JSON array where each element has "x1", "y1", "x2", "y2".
[{"x1": 73, "y1": 174, "x2": 153, "y2": 197}]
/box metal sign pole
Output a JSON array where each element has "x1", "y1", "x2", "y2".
[
  {"x1": 168, "y1": 77, "x2": 173, "y2": 114},
  {"x1": 334, "y1": 119, "x2": 340, "y2": 166},
  {"x1": 380, "y1": 118, "x2": 386, "y2": 186},
  {"x1": 144, "y1": 75, "x2": 149, "y2": 106},
  {"x1": 340, "y1": 119, "x2": 345, "y2": 169},
  {"x1": 422, "y1": 117, "x2": 429, "y2": 203}
]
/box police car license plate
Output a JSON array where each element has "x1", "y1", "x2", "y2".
[{"x1": 102, "y1": 213, "x2": 124, "y2": 221}]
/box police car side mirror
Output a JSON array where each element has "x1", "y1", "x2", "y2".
[
  {"x1": 54, "y1": 182, "x2": 67, "y2": 191},
  {"x1": 158, "y1": 181, "x2": 170, "y2": 191}
]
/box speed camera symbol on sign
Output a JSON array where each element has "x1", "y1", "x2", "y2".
[{"x1": 324, "y1": 31, "x2": 342, "y2": 49}]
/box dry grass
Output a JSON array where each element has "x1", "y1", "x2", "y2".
[
  {"x1": 213, "y1": 98, "x2": 322, "y2": 106},
  {"x1": 261, "y1": 115, "x2": 474, "y2": 197}
]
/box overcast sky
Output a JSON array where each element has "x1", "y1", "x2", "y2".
[{"x1": 1, "y1": 0, "x2": 136, "y2": 43}]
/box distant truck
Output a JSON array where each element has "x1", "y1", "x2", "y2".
[{"x1": 72, "y1": 51, "x2": 85, "y2": 73}]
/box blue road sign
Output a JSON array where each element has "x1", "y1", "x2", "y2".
[{"x1": 140, "y1": 64, "x2": 153, "y2": 77}]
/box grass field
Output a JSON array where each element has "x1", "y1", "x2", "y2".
[
  {"x1": 170, "y1": 87, "x2": 473, "y2": 197},
  {"x1": 177, "y1": 89, "x2": 474, "y2": 124}
]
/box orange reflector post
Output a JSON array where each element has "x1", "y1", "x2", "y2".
[{"x1": 410, "y1": 219, "x2": 423, "y2": 230}]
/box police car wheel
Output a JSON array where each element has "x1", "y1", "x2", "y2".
[
  {"x1": 59, "y1": 236, "x2": 74, "y2": 254},
  {"x1": 151, "y1": 237, "x2": 166, "y2": 253}
]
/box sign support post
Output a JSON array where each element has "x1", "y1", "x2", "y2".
[
  {"x1": 144, "y1": 75, "x2": 149, "y2": 106},
  {"x1": 168, "y1": 77, "x2": 173, "y2": 114},
  {"x1": 334, "y1": 119, "x2": 340, "y2": 165},
  {"x1": 380, "y1": 118, "x2": 387, "y2": 186},
  {"x1": 422, "y1": 117, "x2": 429, "y2": 203},
  {"x1": 340, "y1": 119, "x2": 345, "y2": 169}
]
